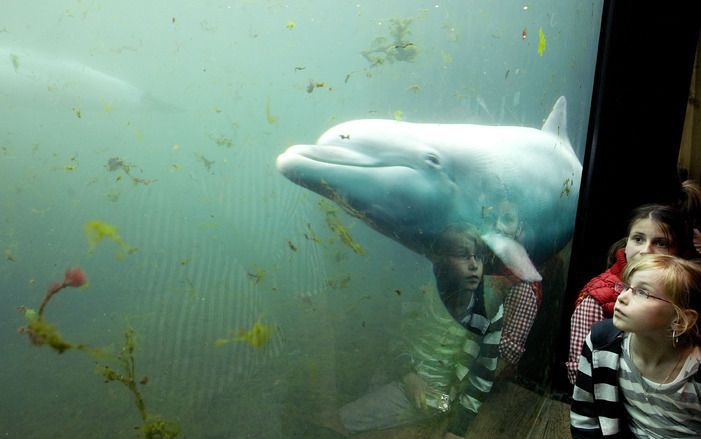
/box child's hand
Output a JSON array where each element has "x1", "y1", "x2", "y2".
[{"x1": 402, "y1": 372, "x2": 428, "y2": 409}]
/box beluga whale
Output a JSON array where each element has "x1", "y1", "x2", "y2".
[
  {"x1": 0, "y1": 47, "x2": 178, "y2": 112},
  {"x1": 276, "y1": 96, "x2": 582, "y2": 281}
]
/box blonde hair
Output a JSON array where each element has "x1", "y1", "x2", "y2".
[{"x1": 622, "y1": 254, "x2": 701, "y2": 346}]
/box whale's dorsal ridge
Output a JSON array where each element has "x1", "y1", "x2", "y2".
[{"x1": 541, "y1": 96, "x2": 569, "y2": 143}]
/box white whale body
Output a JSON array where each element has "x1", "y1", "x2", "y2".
[
  {"x1": 0, "y1": 47, "x2": 176, "y2": 112},
  {"x1": 277, "y1": 97, "x2": 582, "y2": 281}
]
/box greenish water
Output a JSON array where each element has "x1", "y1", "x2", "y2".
[{"x1": 1, "y1": 1, "x2": 603, "y2": 437}]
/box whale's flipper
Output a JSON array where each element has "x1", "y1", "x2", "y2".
[{"x1": 481, "y1": 232, "x2": 542, "y2": 282}]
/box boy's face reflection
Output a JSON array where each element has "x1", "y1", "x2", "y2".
[
  {"x1": 433, "y1": 237, "x2": 484, "y2": 295},
  {"x1": 494, "y1": 200, "x2": 521, "y2": 239}
]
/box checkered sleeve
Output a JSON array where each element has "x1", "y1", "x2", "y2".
[
  {"x1": 499, "y1": 281, "x2": 539, "y2": 365},
  {"x1": 566, "y1": 296, "x2": 604, "y2": 384}
]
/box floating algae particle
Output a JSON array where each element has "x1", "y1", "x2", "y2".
[
  {"x1": 247, "y1": 266, "x2": 266, "y2": 284},
  {"x1": 304, "y1": 223, "x2": 321, "y2": 243},
  {"x1": 265, "y1": 97, "x2": 278, "y2": 124},
  {"x1": 9, "y1": 53, "x2": 19, "y2": 71},
  {"x1": 537, "y1": 27, "x2": 547, "y2": 56},
  {"x1": 96, "y1": 327, "x2": 180, "y2": 438},
  {"x1": 211, "y1": 134, "x2": 235, "y2": 148},
  {"x1": 327, "y1": 273, "x2": 352, "y2": 289},
  {"x1": 318, "y1": 200, "x2": 365, "y2": 255},
  {"x1": 561, "y1": 175, "x2": 574, "y2": 197},
  {"x1": 286, "y1": 20, "x2": 296, "y2": 30},
  {"x1": 105, "y1": 157, "x2": 155, "y2": 186},
  {"x1": 216, "y1": 317, "x2": 274, "y2": 349},
  {"x1": 306, "y1": 80, "x2": 327, "y2": 94},
  {"x1": 194, "y1": 153, "x2": 215, "y2": 172},
  {"x1": 361, "y1": 17, "x2": 418, "y2": 66},
  {"x1": 84, "y1": 219, "x2": 138, "y2": 259}
]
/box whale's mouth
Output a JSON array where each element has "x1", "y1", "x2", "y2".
[{"x1": 278, "y1": 144, "x2": 401, "y2": 170}]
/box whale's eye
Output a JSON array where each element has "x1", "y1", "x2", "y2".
[{"x1": 424, "y1": 153, "x2": 441, "y2": 167}]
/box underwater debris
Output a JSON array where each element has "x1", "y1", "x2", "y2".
[
  {"x1": 61, "y1": 154, "x2": 79, "y2": 171},
  {"x1": 481, "y1": 205, "x2": 494, "y2": 220},
  {"x1": 304, "y1": 223, "x2": 321, "y2": 243},
  {"x1": 247, "y1": 266, "x2": 266, "y2": 284},
  {"x1": 18, "y1": 267, "x2": 88, "y2": 353},
  {"x1": 286, "y1": 21, "x2": 296, "y2": 30},
  {"x1": 326, "y1": 273, "x2": 352, "y2": 289},
  {"x1": 5, "y1": 248, "x2": 16, "y2": 261},
  {"x1": 130, "y1": 176, "x2": 157, "y2": 186},
  {"x1": 361, "y1": 17, "x2": 419, "y2": 66},
  {"x1": 306, "y1": 80, "x2": 328, "y2": 94},
  {"x1": 96, "y1": 327, "x2": 181, "y2": 438},
  {"x1": 442, "y1": 23, "x2": 459, "y2": 42},
  {"x1": 105, "y1": 189, "x2": 121, "y2": 202},
  {"x1": 211, "y1": 134, "x2": 235, "y2": 148},
  {"x1": 406, "y1": 84, "x2": 421, "y2": 93},
  {"x1": 561, "y1": 176, "x2": 574, "y2": 197},
  {"x1": 294, "y1": 66, "x2": 306, "y2": 71},
  {"x1": 105, "y1": 157, "x2": 155, "y2": 186},
  {"x1": 18, "y1": 267, "x2": 178, "y2": 436},
  {"x1": 10, "y1": 53, "x2": 19, "y2": 71},
  {"x1": 538, "y1": 27, "x2": 547, "y2": 56},
  {"x1": 73, "y1": 107, "x2": 82, "y2": 118},
  {"x1": 215, "y1": 317, "x2": 274, "y2": 349},
  {"x1": 287, "y1": 240, "x2": 298, "y2": 251},
  {"x1": 393, "y1": 110, "x2": 403, "y2": 121},
  {"x1": 265, "y1": 97, "x2": 278, "y2": 124},
  {"x1": 318, "y1": 200, "x2": 365, "y2": 255},
  {"x1": 522, "y1": 27, "x2": 528, "y2": 39},
  {"x1": 170, "y1": 278, "x2": 199, "y2": 300},
  {"x1": 440, "y1": 50, "x2": 453, "y2": 66},
  {"x1": 318, "y1": 180, "x2": 368, "y2": 222},
  {"x1": 194, "y1": 153, "x2": 215, "y2": 172},
  {"x1": 84, "y1": 219, "x2": 138, "y2": 259}
]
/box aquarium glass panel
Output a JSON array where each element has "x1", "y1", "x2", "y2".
[{"x1": 1, "y1": 1, "x2": 603, "y2": 437}]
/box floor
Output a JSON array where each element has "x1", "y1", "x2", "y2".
[
  {"x1": 302, "y1": 380, "x2": 573, "y2": 439},
  {"x1": 465, "y1": 381, "x2": 571, "y2": 439}
]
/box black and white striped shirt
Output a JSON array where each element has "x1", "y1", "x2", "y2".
[
  {"x1": 571, "y1": 319, "x2": 701, "y2": 439},
  {"x1": 619, "y1": 333, "x2": 701, "y2": 438}
]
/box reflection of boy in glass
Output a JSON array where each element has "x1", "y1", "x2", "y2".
[
  {"x1": 490, "y1": 200, "x2": 542, "y2": 373},
  {"x1": 432, "y1": 224, "x2": 492, "y2": 335},
  {"x1": 429, "y1": 224, "x2": 503, "y2": 438},
  {"x1": 336, "y1": 224, "x2": 502, "y2": 438}
]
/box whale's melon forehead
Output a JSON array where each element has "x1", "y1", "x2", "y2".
[{"x1": 318, "y1": 119, "x2": 407, "y2": 143}]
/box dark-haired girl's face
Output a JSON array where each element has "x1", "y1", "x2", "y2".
[{"x1": 625, "y1": 218, "x2": 677, "y2": 262}]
